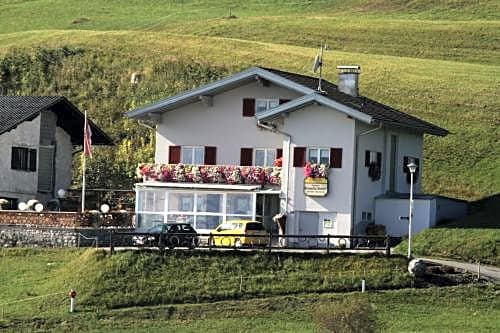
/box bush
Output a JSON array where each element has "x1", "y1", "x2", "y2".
[{"x1": 313, "y1": 297, "x2": 377, "y2": 333}]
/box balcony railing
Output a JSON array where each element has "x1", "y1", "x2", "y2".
[{"x1": 136, "y1": 163, "x2": 282, "y2": 186}]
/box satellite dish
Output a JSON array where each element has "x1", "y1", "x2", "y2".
[
  {"x1": 18, "y1": 202, "x2": 27, "y2": 211},
  {"x1": 34, "y1": 203, "x2": 44, "y2": 212},
  {"x1": 312, "y1": 54, "x2": 322, "y2": 73}
]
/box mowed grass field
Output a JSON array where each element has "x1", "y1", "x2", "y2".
[
  {"x1": 0, "y1": 249, "x2": 498, "y2": 332},
  {"x1": 0, "y1": 0, "x2": 498, "y2": 200}
]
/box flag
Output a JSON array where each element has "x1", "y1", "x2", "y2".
[{"x1": 83, "y1": 112, "x2": 92, "y2": 157}]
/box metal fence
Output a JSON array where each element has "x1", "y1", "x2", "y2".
[{"x1": 109, "y1": 231, "x2": 393, "y2": 256}]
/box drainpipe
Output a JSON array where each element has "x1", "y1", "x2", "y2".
[
  {"x1": 257, "y1": 121, "x2": 292, "y2": 216},
  {"x1": 351, "y1": 123, "x2": 383, "y2": 235}
]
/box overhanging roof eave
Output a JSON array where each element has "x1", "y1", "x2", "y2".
[{"x1": 126, "y1": 67, "x2": 317, "y2": 118}]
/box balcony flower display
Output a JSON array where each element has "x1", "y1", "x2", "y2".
[
  {"x1": 304, "y1": 162, "x2": 329, "y2": 179},
  {"x1": 137, "y1": 163, "x2": 282, "y2": 186}
]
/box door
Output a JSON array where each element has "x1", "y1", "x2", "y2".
[{"x1": 298, "y1": 212, "x2": 319, "y2": 248}]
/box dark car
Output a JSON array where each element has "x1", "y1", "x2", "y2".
[{"x1": 132, "y1": 223, "x2": 199, "y2": 249}]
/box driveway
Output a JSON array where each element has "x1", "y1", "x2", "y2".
[{"x1": 419, "y1": 257, "x2": 500, "y2": 283}]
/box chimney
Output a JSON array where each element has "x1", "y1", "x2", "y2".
[{"x1": 337, "y1": 65, "x2": 360, "y2": 97}]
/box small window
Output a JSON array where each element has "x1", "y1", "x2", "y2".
[
  {"x1": 11, "y1": 147, "x2": 36, "y2": 172},
  {"x1": 181, "y1": 146, "x2": 204, "y2": 165},
  {"x1": 307, "y1": 148, "x2": 330, "y2": 165},
  {"x1": 254, "y1": 148, "x2": 276, "y2": 167},
  {"x1": 255, "y1": 99, "x2": 279, "y2": 113},
  {"x1": 362, "y1": 212, "x2": 373, "y2": 221}
]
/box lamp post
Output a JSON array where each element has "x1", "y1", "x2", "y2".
[{"x1": 407, "y1": 162, "x2": 417, "y2": 259}]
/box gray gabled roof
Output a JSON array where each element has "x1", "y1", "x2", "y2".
[
  {"x1": 127, "y1": 66, "x2": 448, "y2": 136},
  {"x1": 0, "y1": 96, "x2": 113, "y2": 145}
]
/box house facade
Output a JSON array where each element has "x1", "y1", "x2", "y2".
[
  {"x1": 127, "y1": 66, "x2": 453, "y2": 239},
  {"x1": 0, "y1": 96, "x2": 113, "y2": 208}
]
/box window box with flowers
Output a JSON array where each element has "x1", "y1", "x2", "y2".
[{"x1": 136, "y1": 163, "x2": 282, "y2": 187}]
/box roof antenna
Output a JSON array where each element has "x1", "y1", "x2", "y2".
[{"x1": 312, "y1": 43, "x2": 327, "y2": 93}]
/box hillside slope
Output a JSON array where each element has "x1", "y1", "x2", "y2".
[{"x1": 0, "y1": 1, "x2": 498, "y2": 200}]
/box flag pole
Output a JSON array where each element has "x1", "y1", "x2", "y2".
[{"x1": 81, "y1": 111, "x2": 87, "y2": 213}]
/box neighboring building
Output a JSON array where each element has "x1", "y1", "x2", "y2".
[
  {"x1": 127, "y1": 66, "x2": 465, "y2": 240},
  {"x1": 0, "y1": 96, "x2": 113, "y2": 208}
]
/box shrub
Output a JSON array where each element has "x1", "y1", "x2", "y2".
[{"x1": 313, "y1": 297, "x2": 377, "y2": 333}]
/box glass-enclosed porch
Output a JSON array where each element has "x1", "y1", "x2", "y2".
[{"x1": 135, "y1": 183, "x2": 280, "y2": 233}]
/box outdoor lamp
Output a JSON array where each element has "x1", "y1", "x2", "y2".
[
  {"x1": 407, "y1": 162, "x2": 417, "y2": 259},
  {"x1": 100, "y1": 204, "x2": 110, "y2": 214}
]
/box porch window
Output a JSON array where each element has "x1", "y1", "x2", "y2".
[
  {"x1": 255, "y1": 148, "x2": 276, "y2": 167},
  {"x1": 135, "y1": 189, "x2": 255, "y2": 231},
  {"x1": 308, "y1": 148, "x2": 330, "y2": 165},
  {"x1": 181, "y1": 146, "x2": 204, "y2": 165}
]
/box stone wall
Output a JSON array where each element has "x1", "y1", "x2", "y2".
[
  {"x1": 0, "y1": 224, "x2": 134, "y2": 248},
  {"x1": 0, "y1": 210, "x2": 134, "y2": 228},
  {"x1": 0, "y1": 211, "x2": 135, "y2": 248}
]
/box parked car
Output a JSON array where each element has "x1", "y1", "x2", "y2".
[
  {"x1": 210, "y1": 220, "x2": 269, "y2": 247},
  {"x1": 132, "y1": 223, "x2": 199, "y2": 249}
]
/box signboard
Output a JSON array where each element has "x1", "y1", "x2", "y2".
[{"x1": 304, "y1": 177, "x2": 328, "y2": 197}]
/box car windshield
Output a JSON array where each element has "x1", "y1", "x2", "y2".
[
  {"x1": 245, "y1": 223, "x2": 265, "y2": 231},
  {"x1": 148, "y1": 225, "x2": 164, "y2": 233},
  {"x1": 216, "y1": 223, "x2": 242, "y2": 231}
]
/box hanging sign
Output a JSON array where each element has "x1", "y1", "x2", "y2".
[{"x1": 304, "y1": 177, "x2": 328, "y2": 197}]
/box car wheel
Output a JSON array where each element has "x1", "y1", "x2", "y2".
[
  {"x1": 168, "y1": 235, "x2": 180, "y2": 249},
  {"x1": 235, "y1": 238, "x2": 242, "y2": 248},
  {"x1": 189, "y1": 237, "x2": 199, "y2": 249}
]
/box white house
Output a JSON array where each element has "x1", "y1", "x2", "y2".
[
  {"x1": 0, "y1": 96, "x2": 113, "y2": 208},
  {"x1": 127, "y1": 66, "x2": 465, "y2": 240}
]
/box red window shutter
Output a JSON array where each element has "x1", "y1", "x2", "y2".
[
  {"x1": 242, "y1": 98, "x2": 255, "y2": 117},
  {"x1": 204, "y1": 146, "x2": 217, "y2": 165},
  {"x1": 276, "y1": 148, "x2": 283, "y2": 159},
  {"x1": 330, "y1": 148, "x2": 343, "y2": 168},
  {"x1": 240, "y1": 148, "x2": 253, "y2": 166},
  {"x1": 169, "y1": 146, "x2": 181, "y2": 164},
  {"x1": 293, "y1": 147, "x2": 306, "y2": 167},
  {"x1": 279, "y1": 99, "x2": 291, "y2": 105}
]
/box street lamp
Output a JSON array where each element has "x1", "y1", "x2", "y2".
[{"x1": 407, "y1": 162, "x2": 417, "y2": 259}]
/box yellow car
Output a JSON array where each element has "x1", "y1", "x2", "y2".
[{"x1": 211, "y1": 220, "x2": 269, "y2": 247}]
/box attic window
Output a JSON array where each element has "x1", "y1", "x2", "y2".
[{"x1": 255, "y1": 99, "x2": 279, "y2": 113}]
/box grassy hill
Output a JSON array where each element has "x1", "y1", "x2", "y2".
[
  {"x1": 0, "y1": 0, "x2": 498, "y2": 200},
  {"x1": 0, "y1": 249, "x2": 498, "y2": 332}
]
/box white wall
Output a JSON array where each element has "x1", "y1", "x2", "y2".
[
  {"x1": 155, "y1": 82, "x2": 300, "y2": 165},
  {"x1": 0, "y1": 112, "x2": 74, "y2": 205},
  {"x1": 281, "y1": 104, "x2": 356, "y2": 237},
  {"x1": 0, "y1": 115, "x2": 40, "y2": 202},
  {"x1": 385, "y1": 130, "x2": 423, "y2": 194},
  {"x1": 375, "y1": 197, "x2": 432, "y2": 237}
]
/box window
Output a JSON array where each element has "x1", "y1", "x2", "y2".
[
  {"x1": 307, "y1": 148, "x2": 330, "y2": 165},
  {"x1": 365, "y1": 150, "x2": 382, "y2": 181},
  {"x1": 11, "y1": 147, "x2": 36, "y2": 171},
  {"x1": 181, "y1": 146, "x2": 204, "y2": 165},
  {"x1": 403, "y1": 156, "x2": 420, "y2": 184},
  {"x1": 362, "y1": 211, "x2": 373, "y2": 221},
  {"x1": 136, "y1": 190, "x2": 255, "y2": 231},
  {"x1": 254, "y1": 148, "x2": 277, "y2": 167},
  {"x1": 255, "y1": 99, "x2": 279, "y2": 113}
]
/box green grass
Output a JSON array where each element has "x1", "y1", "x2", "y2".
[
  {"x1": 1, "y1": 285, "x2": 498, "y2": 332},
  {"x1": 0, "y1": 249, "x2": 498, "y2": 332},
  {"x1": 0, "y1": 0, "x2": 498, "y2": 201},
  {"x1": 394, "y1": 227, "x2": 500, "y2": 265}
]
